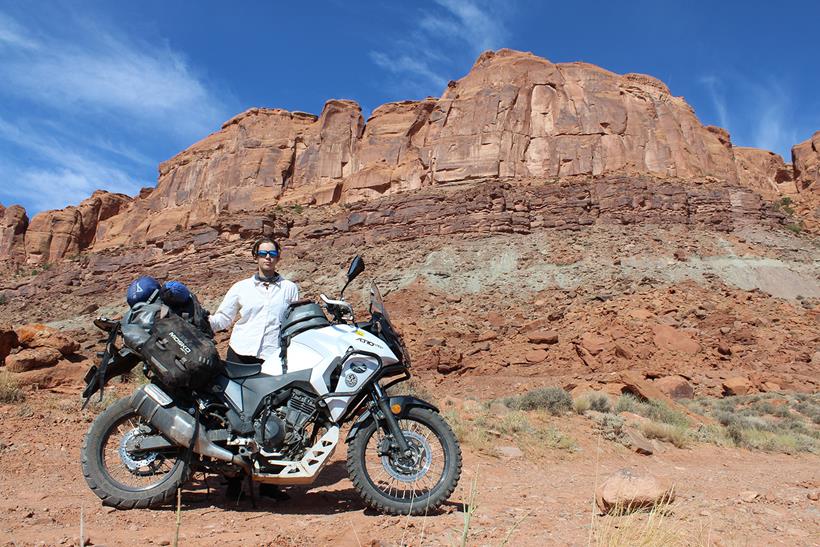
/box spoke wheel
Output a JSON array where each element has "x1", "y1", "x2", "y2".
[
  {"x1": 347, "y1": 407, "x2": 462, "y2": 515},
  {"x1": 82, "y1": 396, "x2": 187, "y2": 509}
]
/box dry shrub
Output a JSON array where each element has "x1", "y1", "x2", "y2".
[
  {"x1": 591, "y1": 496, "x2": 705, "y2": 547},
  {"x1": 639, "y1": 421, "x2": 690, "y2": 449},
  {"x1": 444, "y1": 408, "x2": 577, "y2": 457},
  {"x1": 575, "y1": 392, "x2": 612, "y2": 414},
  {"x1": 0, "y1": 371, "x2": 25, "y2": 403},
  {"x1": 503, "y1": 387, "x2": 573, "y2": 415}
]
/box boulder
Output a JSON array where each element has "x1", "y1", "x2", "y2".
[
  {"x1": 723, "y1": 376, "x2": 753, "y2": 396},
  {"x1": 595, "y1": 468, "x2": 675, "y2": 513},
  {"x1": 435, "y1": 350, "x2": 463, "y2": 374},
  {"x1": 527, "y1": 330, "x2": 559, "y2": 345},
  {"x1": 0, "y1": 324, "x2": 19, "y2": 364},
  {"x1": 653, "y1": 375, "x2": 694, "y2": 400},
  {"x1": 525, "y1": 349, "x2": 548, "y2": 363},
  {"x1": 651, "y1": 324, "x2": 700, "y2": 354},
  {"x1": 15, "y1": 324, "x2": 80, "y2": 356},
  {"x1": 579, "y1": 332, "x2": 611, "y2": 355},
  {"x1": 14, "y1": 360, "x2": 88, "y2": 388},
  {"x1": 622, "y1": 426, "x2": 654, "y2": 455},
  {"x1": 5, "y1": 347, "x2": 62, "y2": 372}
]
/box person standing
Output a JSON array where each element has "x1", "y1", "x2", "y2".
[
  {"x1": 209, "y1": 237, "x2": 299, "y2": 365},
  {"x1": 209, "y1": 236, "x2": 299, "y2": 501}
]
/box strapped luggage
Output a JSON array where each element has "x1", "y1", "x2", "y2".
[{"x1": 141, "y1": 313, "x2": 221, "y2": 390}]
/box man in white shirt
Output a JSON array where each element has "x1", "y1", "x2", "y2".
[
  {"x1": 209, "y1": 236, "x2": 298, "y2": 502},
  {"x1": 209, "y1": 237, "x2": 299, "y2": 364}
]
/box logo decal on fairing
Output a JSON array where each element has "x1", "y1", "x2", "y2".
[
  {"x1": 345, "y1": 372, "x2": 358, "y2": 388},
  {"x1": 355, "y1": 337, "x2": 383, "y2": 349}
]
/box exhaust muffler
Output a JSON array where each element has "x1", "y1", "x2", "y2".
[{"x1": 130, "y1": 385, "x2": 249, "y2": 472}]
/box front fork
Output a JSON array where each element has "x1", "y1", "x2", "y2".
[{"x1": 370, "y1": 383, "x2": 413, "y2": 455}]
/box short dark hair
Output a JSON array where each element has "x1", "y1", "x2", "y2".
[{"x1": 251, "y1": 237, "x2": 281, "y2": 257}]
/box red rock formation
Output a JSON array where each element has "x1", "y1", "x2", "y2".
[
  {"x1": 0, "y1": 204, "x2": 28, "y2": 262},
  {"x1": 6, "y1": 49, "x2": 817, "y2": 259},
  {"x1": 24, "y1": 190, "x2": 131, "y2": 264},
  {"x1": 95, "y1": 50, "x2": 761, "y2": 244},
  {"x1": 792, "y1": 131, "x2": 819, "y2": 192},
  {"x1": 734, "y1": 148, "x2": 796, "y2": 198}
]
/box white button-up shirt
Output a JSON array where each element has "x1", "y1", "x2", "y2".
[{"x1": 209, "y1": 275, "x2": 299, "y2": 360}]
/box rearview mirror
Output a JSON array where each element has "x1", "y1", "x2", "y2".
[
  {"x1": 340, "y1": 255, "x2": 365, "y2": 298},
  {"x1": 347, "y1": 255, "x2": 365, "y2": 280}
]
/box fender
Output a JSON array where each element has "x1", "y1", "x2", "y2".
[{"x1": 345, "y1": 396, "x2": 439, "y2": 442}]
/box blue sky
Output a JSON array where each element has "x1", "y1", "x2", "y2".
[{"x1": 1, "y1": 0, "x2": 818, "y2": 217}]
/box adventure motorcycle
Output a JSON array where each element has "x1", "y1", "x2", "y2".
[{"x1": 80, "y1": 256, "x2": 462, "y2": 515}]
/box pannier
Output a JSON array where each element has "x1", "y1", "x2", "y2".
[{"x1": 141, "y1": 314, "x2": 221, "y2": 390}]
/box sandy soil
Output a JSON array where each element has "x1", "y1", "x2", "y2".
[{"x1": 1, "y1": 388, "x2": 817, "y2": 547}]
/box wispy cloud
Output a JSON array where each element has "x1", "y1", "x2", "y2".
[
  {"x1": 0, "y1": 12, "x2": 38, "y2": 50},
  {"x1": 699, "y1": 74, "x2": 798, "y2": 160},
  {"x1": 0, "y1": 9, "x2": 232, "y2": 215},
  {"x1": 700, "y1": 76, "x2": 730, "y2": 130},
  {"x1": 370, "y1": 0, "x2": 510, "y2": 98},
  {"x1": 0, "y1": 116, "x2": 148, "y2": 213}
]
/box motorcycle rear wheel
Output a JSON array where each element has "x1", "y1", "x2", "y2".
[
  {"x1": 347, "y1": 407, "x2": 462, "y2": 515},
  {"x1": 81, "y1": 396, "x2": 187, "y2": 509}
]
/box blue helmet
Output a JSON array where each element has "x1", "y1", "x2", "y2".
[
  {"x1": 160, "y1": 280, "x2": 192, "y2": 308},
  {"x1": 126, "y1": 276, "x2": 161, "y2": 307}
]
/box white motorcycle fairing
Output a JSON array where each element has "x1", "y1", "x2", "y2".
[{"x1": 224, "y1": 324, "x2": 399, "y2": 422}]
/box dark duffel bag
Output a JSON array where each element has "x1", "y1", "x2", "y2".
[{"x1": 142, "y1": 314, "x2": 221, "y2": 390}]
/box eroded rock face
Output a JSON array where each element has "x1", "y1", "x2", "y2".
[
  {"x1": 0, "y1": 204, "x2": 29, "y2": 262},
  {"x1": 734, "y1": 148, "x2": 796, "y2": 198},
  {"x1": 88, "y1": 50, "x2": 794, "y2": 244},
  {"x1": 792, "y1": 131, "x2": 819, "y2": 193},
  {"x1": 24, "y1": 191, "x2": 132, "y2": 263}
]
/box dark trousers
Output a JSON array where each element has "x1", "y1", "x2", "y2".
[{"x1": 226, "y1": 347, "x2": 264, "y2": 365}]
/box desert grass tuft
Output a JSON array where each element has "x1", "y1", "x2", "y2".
[
  {"x1": 591, "y1": 496, "x2": 700, "y2": 547},
  {"x1": 574, "y1": 392, "x2": 611, "y2": 414},
  {"x1": 0, "y1": 371, "x2": 25, "y2": 403},
  {"x1": 639, "y1": 421, "x2": 690, "y2": 448}
]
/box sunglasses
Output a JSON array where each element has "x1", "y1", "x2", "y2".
[{"x1": 256, "y1": 250, "x2": 280, "y2": 258}]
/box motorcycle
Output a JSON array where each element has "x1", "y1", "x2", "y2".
[{"x1": 80, "y1": 256, "x2": 462, "y2": 515}]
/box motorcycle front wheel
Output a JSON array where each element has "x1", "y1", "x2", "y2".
[
  {"x1": 347, "y1": 407, "x2": 462, "y2": 515},
  {"x1": 81, "y1": 396, "x2": 187, "y2": 509}
]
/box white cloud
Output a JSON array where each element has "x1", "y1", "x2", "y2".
[
  {"x1": 0, "y1": 10, "x2": 232, "y2": 215},
  {"x1": 698, "y1": 75, "x2": 797, "y2": 160},
  {"x1": 370, "y1": 51, "x2": 447, "y2": 89},
  {"x1": 0, "y1": 116, "x2": 146, "y2": 212},
  {"x1": 370, "y1": 0, "x2": 509, "y2": 97},
  {"x1": 700, "y1": 76, "x2": 730, "y2": 130},
  {"x1": 0, "y1": 16, "x2": 226, "y2": 137}
]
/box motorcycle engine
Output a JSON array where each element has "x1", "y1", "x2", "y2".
[{"x1": 254, "y1": 389, "x2": 318, "y2": 454}]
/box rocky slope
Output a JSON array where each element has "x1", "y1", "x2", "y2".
[{"x1": 1, "y1": 49, "x2": 818, "y2": 264}]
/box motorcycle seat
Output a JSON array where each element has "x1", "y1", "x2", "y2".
[{"x1": 222, "y1": 360, "x2": 262, "y2": 379}]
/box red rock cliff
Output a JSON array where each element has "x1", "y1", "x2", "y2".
[{"x1": 5, "y1": 49, "x2": 817, "y2": 262}]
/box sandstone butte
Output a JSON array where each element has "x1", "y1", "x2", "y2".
[{"x1": 1, "y1": 49, "x2": 818, "y2": 265}]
